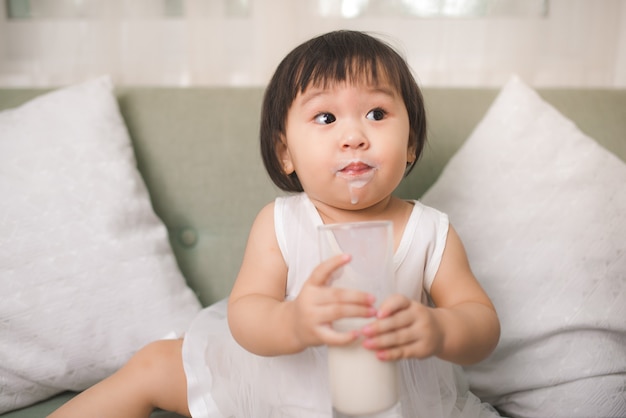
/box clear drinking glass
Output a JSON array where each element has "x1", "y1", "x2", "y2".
[{"x1": 318, "y1": 221, "x2": 399, "y2": 417}]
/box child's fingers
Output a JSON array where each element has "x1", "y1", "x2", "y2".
[
  {"x1": 318, "y1": 298, "x2": 377, "y2": 324},
  {"x1": 367, "y1": 334, "x2": 438, "y2": 361},
  {"x1": 359, "y1": 300, "x2": 444, "y2": 361},
  {"x1": 307, "y1": 255, "x2": 376, "y2": 306},
  {"x1": 316, "y1": 325, "x2": 359, "y2": 346},
  {"x1": 362, "y1": 320, "x2": 415, "y2": 348},
  {"x1": 328, "y1": 286, "x2": 376, "y2": 307},
  {"x1": 360, "y1": 306, "x2": 413, "y2": 341},
  {"x1": 373, "y1": 346, "x2": 410, "y2": 362},
  {"x1": 376, "y1": 293, "x2": 412, "y2": 319},
  {"x1": 308, "y1": 254, "x2": 351, "y2": 286}
]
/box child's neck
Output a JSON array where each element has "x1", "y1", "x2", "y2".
[
  {"x1": 314, "y1": 196, "x2": 385, "y2": 221},
  {"x1": 311, "y1": 195, "x2": 415, "y2": 249}
]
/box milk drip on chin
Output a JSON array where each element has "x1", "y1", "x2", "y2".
[
  {"x1": 347, "y1": 178, "x2": 370, "y2": 204},
  {"x1": 333, "y1": 159, "x2": 378, "y2": 205}
]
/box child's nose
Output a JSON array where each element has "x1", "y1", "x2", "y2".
[{"x1": 341, "y1": 127, "x2": 369, "y2": 150}]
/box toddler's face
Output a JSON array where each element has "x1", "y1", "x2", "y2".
[{"x1": 279, "y1": 80, "x2": 413, "y2": 210}]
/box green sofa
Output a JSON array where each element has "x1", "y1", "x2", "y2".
[{"x1": 1, "y1": 85, "x2": 624, "y2": 417}]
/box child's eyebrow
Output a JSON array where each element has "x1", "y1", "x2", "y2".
[
  {"x1": 298, "y1": 84, "x2": 398, "y2": 107},
  {"x1": 297, "y1": 89, "x2": 328, "y2": 107},
  {"x1": 369, "y1": 86, "x2": 398, "y2": 99}
]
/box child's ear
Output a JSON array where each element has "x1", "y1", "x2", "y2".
[
  {"x1": 277, "y1": 136, "x2": 295, "y2": 174},
  {"x1": 407, "y1": 143, "x2": 417, "y2": 164}
]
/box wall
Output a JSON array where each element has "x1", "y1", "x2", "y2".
[{"x1": 0, "y1": 0, "x2": 624, "y2": 87}]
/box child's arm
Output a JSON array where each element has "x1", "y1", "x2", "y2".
[
  {"x1": 228, "y1": 203, "x2": 376, "y2": 357},
  {"x1": 361, "y1": 225, "x2": 501, "y2": 366}
]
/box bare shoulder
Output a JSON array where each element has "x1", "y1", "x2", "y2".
[
  {"x1": 230, "y1": 200, "x2": 288, "y2": 301},
  {"x1": 242, "y1": 200, "x2": 280, "y2": 265},
  {"x1": 250, "y1": 201, "x2": 276, "y2": 235},
  {"x1": 442, "y1": 224, "x2": 468, "y2": 263},
  {"x1": 430, "y1": 224, "x2": 494, "y2": 309}
]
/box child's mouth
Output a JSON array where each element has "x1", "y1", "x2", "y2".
[
  {"x1": 333, "y1": 160, "x2": 378, "y2": 204},
  {"x1": 334, "y1": 159, "x2": 378, "y2": 179},
  {"x1": 338, "y1": 161, "x2": 373, "y2": 177}
]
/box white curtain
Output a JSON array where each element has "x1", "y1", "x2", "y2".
[{"x1": 0, "y1": 0, "x2": 624, "y2": 87}]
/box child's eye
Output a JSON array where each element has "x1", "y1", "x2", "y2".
[
  {"x1": 314, "y1": 113, "x2": 336, "y2": 125},
  {"x1": 366, "y1": 108, "x2": 386, "y2": 121}
]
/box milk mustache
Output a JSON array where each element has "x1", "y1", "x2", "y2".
[
  {"x1": 317, "y1": 221, "x2": 398, "y2": 416},
  {"x1": 328, "y1": 318, "x2": 399, "y2": 416}
]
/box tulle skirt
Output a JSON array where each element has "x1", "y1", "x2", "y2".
[{"x1": 182, "y1": 300, "x2": 501, "y2": 418}]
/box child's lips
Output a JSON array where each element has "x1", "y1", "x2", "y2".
[
  {"x1": 338, "y1": 162, "x2": 373, "y2": 176},
  {"x1": 334, "y1": 160, "x2": 377, "y2": 195}
]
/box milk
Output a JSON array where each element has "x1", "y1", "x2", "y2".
[{"x1": 328, "y1": 318, "x2": 399, "y2": 416}]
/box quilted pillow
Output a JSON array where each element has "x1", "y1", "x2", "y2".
[
  {"x1": 421, "y1": 76, "x2": 626, "y2": 417},
  {"x1": 0, "y1": 76, "x2": 202, "y2": 413}
]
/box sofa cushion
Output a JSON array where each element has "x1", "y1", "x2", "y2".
[
  {"x1": 0, "y1": 76, "x2": 202, "y2": 413},
  {"x1": 421, "y1": 76, "x2": 626, "y2": 417}
]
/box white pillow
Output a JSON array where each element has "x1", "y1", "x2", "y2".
[
  {"x1": 421, "y1": 76, "x2": 626, "y2": 417},
  {"x1": 0, "y1": 77, "x2": 202, "y2": 413}
]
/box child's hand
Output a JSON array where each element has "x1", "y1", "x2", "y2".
[
  {"x1": 360, "y1": 294, "x2": 444, "y2": 361},
  {"x1": 292, "y1": 254, "x2": 377, "y2": 349}
]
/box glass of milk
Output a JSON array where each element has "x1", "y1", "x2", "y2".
[{"x1": 318, "y1": 221, "x2": 399, "y2": 417}]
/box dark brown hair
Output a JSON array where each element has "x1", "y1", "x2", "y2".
[{"x1": 260, "y1": 30, "x2": 426, "y2": 192}]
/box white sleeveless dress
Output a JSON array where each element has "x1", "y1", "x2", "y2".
[{"x1": 182, "y1": 193, "x2": 501, "y2": 418}]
